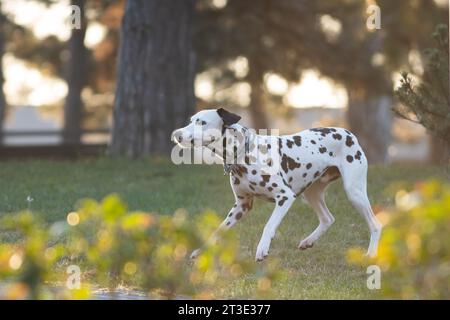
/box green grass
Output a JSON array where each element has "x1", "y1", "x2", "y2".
[{"x1": 0, "y1": 158, "x2": 447, "y2": 299}]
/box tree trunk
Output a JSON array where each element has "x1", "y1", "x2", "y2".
[
  {"x1": 63, "y1": 0, "x2": 88, "y2": 145},
  {"x1": 347, "y1": 86, "x2": 392, "y2": 164},
  {"x1": 0, "y1": 10, "x2": 6, "y2": 145},
  {"x1": 429, "y1": 134, "x2": 450, "y2": 165},
  {"x1": 247, "y1": 59, "x2": 268, "y2": 130},
  {"x1": 110, "y1": 0, "x2": 196, "y2": 157}
]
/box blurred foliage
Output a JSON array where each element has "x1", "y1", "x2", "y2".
[
  {"x1": 394, "y1": 24, "x2": 450, "y2": 145},
  {"x1": 0, "y1": 194, "x2": 282, "y2": 299},
  {"x1": 347, "y1": 180, "x2": 450, "y2": 299}
]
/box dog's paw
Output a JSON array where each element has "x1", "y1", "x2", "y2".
[
  {"x1": 255, "y1": 240, "x2": 270, "y2": 262},
  {"x1": 190, "y1": 249, "x2": 201, "y2": 260},
  {"x1": 298, "y1": 239, "x2": 314, "y2": 250}
]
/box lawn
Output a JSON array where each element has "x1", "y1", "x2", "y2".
[{"x1": 0, "y1": 158, "x2": 447, "y2": 299}]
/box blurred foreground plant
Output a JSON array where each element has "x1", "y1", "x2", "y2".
[
  {"x1": 347, "y1": 180, "x2": 450, "y2": 299},
  {"x1": 0, "y1": 194, "x2": 282, "y2": 299}
]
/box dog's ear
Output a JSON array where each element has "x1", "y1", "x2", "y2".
[{"x1": 217, "y1": 108, "x2": 241, "y2": 126}]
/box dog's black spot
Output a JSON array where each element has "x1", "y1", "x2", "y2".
[
  {"x1": 289, "y1": 177, "x2": 293, "y2": 183},
  {"x1": 250, "y1": 181, "x2": 257, "y2": 186},
  {"x1": 332, "y1": 133, "x2": 342, "y2": 140},
  {"x1": 268, "y1": 187, "x2": 273, "y2": 192},
  {"x1": 310, "y1": 127, "x2": 335, "y2": 137},
  {"x1": 355, "y1": 150, "x2": 362, "y2": 160},
  {"x1": 272, "y1": 183, "x2": 278, "y2": 187},
  {"x1": 234, "y1": 166, "x2": 247, "y2": 177},
  {"x1": 278, "y1": 138, "x2": 283, "y2": 156},
  {"x1": 319, "y1": 147, "x2": 327, "y2": 154},
  {"x1": 249, "y1": 185, "x2": 255, "y2": 191},
  {"x1": 293, "y1": 136, "x2": 302, "y2": 146},
  {"x1": 280, "y1": 189, "x2": 286, "y2": 193},
  {"x1": 346, "y1": 155, "x2": 354, "y2": 163},
  {"x1": 259, "y1": 182, "x2": 266, "y2": 187},
  {"x1": 262, "y1": 175, "x2": 271, "y2": 183},
  {"x1": 233, "y1": 203, "x2": 237, "y2": 208},
  {"x1": 345, "y1": 129, "x2": 351, "y2": 135},
  {"x1": 235, "y1": 212, "x2": 243, "y2": 220},
  {"x1": 268, "y1": 144, "x2": 271, "y2": 149},
  {"x1": 242, "y1": 201, "x2": 252, "y2": 211},
  {"x1": 234, "y1": 177, "x2": 240, "y2": 185},
  {"x1": 314, "y1": 171, "x2": 320, "y2": 178},
  {"x1": 345, "y1": 135, "x2": 354, "y2": 147},
  {"x1": 281, "y1": 154, "x2": 301, "y2": 173},
  {"x1": 302, "y1": 173, "x2": 307, "y2": 178},
  {"x1": 267, "y1": 158, "x2": 273, "y2": 167},
  {"x1": 286, "y1": 140, "x2": 294, "y2": 148},
  {"x1": 311, "y1": 140, "x2": 316, "y2": 144},
  {"x1": 237, "y1": 195, "x2": 244, "y2": 199},
  {"x1": 228, "y1": 212, "x2": 233, "y2": 217},
  {"x1": 226, "y1": 221, "x2": 231, "y2": 226},
  {"x1": 251, "y1": 170, "x2": 257, "y2": 175},
  {"x1": 329, "y1": 152, "x2": 333, "y2": 157},
  {"x1": 306, "y1": 163, "x2": 312, "y2": 170},
  {"x1": 278, "y1": 196, "x2": 288, "y2": 206}
]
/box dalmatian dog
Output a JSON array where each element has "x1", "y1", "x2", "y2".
[{"x1": 171, "y1": 108, "x2": 382, "y2": 262}]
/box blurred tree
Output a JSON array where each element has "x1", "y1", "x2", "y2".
[
  {"x1": 309, "y1": 0, "x2": 447, "y2": 163},
  {"x1": 196, "y1": 0, "x2": 447, "y2": 163},
  {"x1": 196, "y1": 0, "x2": 391, "y2": 158},
  {"x1": 4, "y1": 0, "x2": 123, "y2": 134},
  {"x1": 0, "y1": 8, "x2": 6, "y2": 144},
  {"x1": 110, "y1": 0, "x2": 196, "y2": 156},
  {"x1": 63, "y1": 0, "x2": 88, "y2": 145},
  {"x1": 196, "y1": 0, "x2": 318, "y2": 129},
  {"x1": 395, "y1": 25, "x2": 450, "y2": 164}
]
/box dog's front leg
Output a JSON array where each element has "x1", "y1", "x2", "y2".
[
  {"x1": 190, "y1": 195, "x2": 253, "y2": 259},
  {"x1": 255, "y1": 192, "x2": 296, "y2": 262}
]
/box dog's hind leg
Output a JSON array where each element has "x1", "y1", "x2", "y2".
[
  {"x1": 339, "y1": 157, "x2": 382, "y2": 257},
  {"x1": 190, "y1": 194, "x2": 253, "y2": 259},
  {"x1": 298, "y1": 179, "x2": 335, "y2": 250}
]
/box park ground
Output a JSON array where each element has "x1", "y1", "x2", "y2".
[{"x1": 0, "y1": 158, "x2": 447, "y2": 299}]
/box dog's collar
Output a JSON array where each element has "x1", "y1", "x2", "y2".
[{"x1": 223, "y1": 131, "x2": 250, "y2": 175}]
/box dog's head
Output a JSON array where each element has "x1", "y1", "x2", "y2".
[{"x1": 171, "y1": 108, "x2": 241, "y2": 148}]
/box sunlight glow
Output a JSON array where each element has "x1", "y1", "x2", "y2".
[
  {"x1": 212, "y1": 0, "x2": 228, "y2": 9},
  {"x1": 286, "y1": 70, "x2": 348, "y2": 109},
  {"x1": 320, "y1": 15, "x2": 342, "y2": 42},
  {"x1": 85, "y1": 22, "x2": 108, "y2": 48},
  {"x1": 433, "y1": 0, "x2": 449, "y2": 7},
  {"x1": 3, "y1": 54, "x2": 67, "y2": 106},
  {"x1": 264, "y1": 73, "x2": 288, "y2": 96},
  {"x1": 9, "y1": 252, "x2": 23, "y2": 270},
  {"x1": 195, "y1": 73, "x2": 214, "y2": 100},
  {"x1": 3, "y1": 0, "x2": 72, "y2": 41},
  {"x1": 67, "y1": 212, "x2": 80, "y2": 226},
  {"x1": 228, "y1": 56, "x2": 249, "y2": 79},
  {"x1": 372, "y1": 52, "x2": 386, "y2": 66}
]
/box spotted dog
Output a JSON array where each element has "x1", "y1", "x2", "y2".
[{"x1": 171, "y1": 108, "x2": 382, "y2": 262}]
